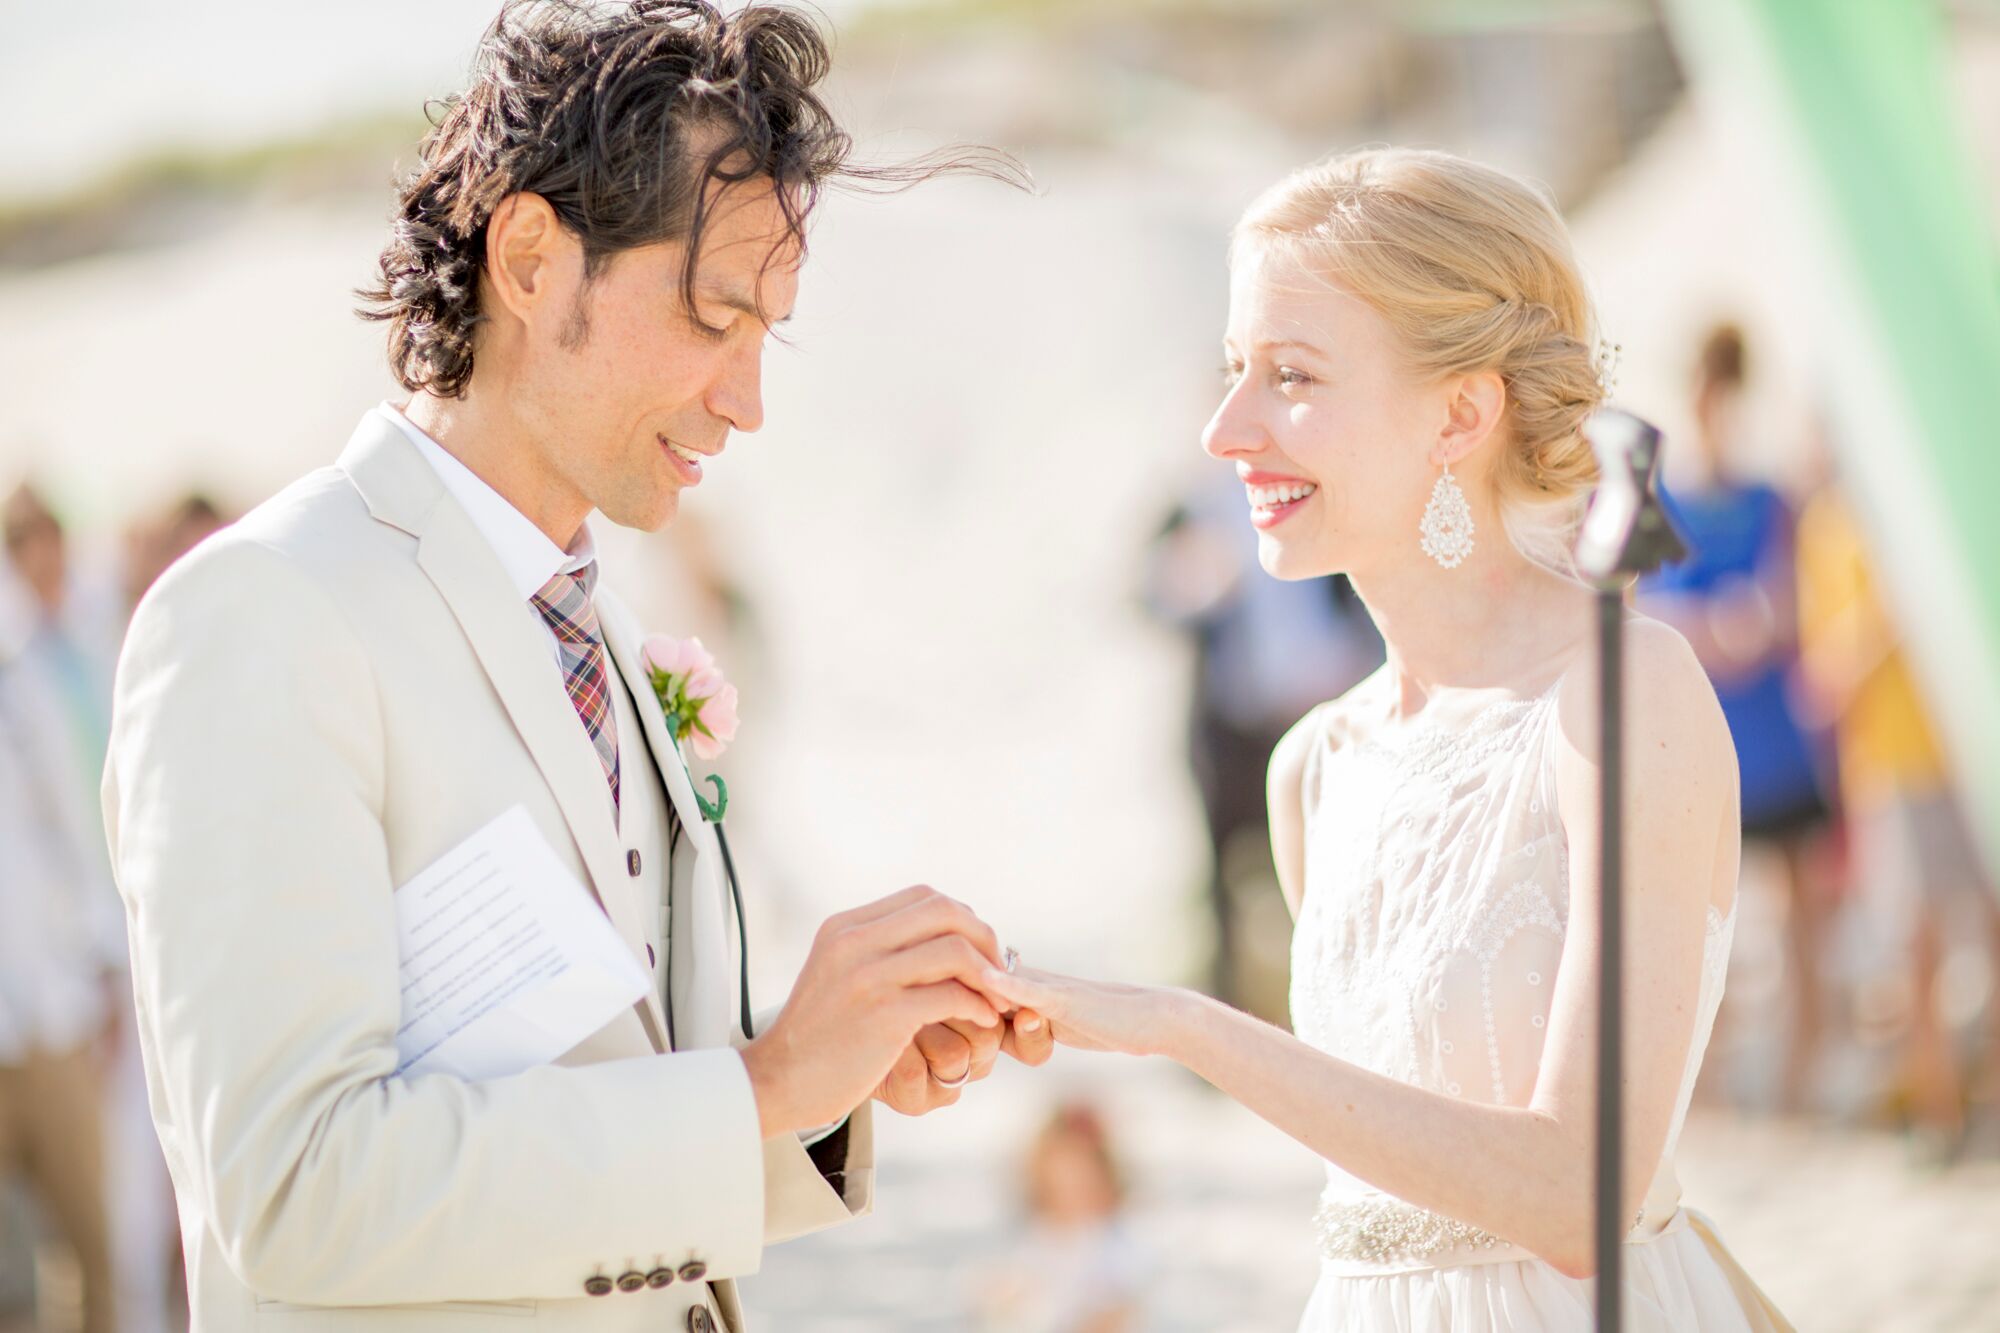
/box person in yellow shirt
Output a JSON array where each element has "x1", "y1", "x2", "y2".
[{"x1": 1795, "y1": 477, "x2": 2000, "y2": 1160}]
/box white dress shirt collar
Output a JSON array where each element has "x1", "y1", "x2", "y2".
[{"x1": 377, "y1": 402, "x2": 595, "y2": 601}]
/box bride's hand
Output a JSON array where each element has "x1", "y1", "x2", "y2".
[{"x1": 980, "y1": 963, "x2": 1187, "y2": 1058}]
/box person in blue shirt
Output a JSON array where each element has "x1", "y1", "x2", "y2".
[{"x1": 1640, "y1": 324, "x2": 1832, "y2": 1113}]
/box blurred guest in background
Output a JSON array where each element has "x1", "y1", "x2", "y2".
[
  {"x1": 1639, "y1": 325, "x2": 1834, "y2": 1113},
  {"x1": 1794, "y1": 460, "x2": 2000, "y2": 1163},
  {"x1": 123, "y1": 492, "x2": 229, "y2": 612},
  {"x1": 0, "y1": 484, "x2": 126, "y2": 1333},
  {"x1": 976, "y1": 1101, "x2": 1145, "y2": 1333},
  {"x1": 1145, "y1": 467, "x2": 1383, "y2": 1011},
  {"x1": 0, "y1": 485, "x2": 120, "y2": 769}
]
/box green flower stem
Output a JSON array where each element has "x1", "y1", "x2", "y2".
[
  {"x1": 661, "y1": 710, "x2": 729, "y2": 823},
  {"x1": 697, "y1": 775, "x2": 728, "y2": 824}
]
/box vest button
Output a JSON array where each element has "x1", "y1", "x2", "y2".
[
  {"x1": 583, "y1": 1275, "x2": 614, "y2": 1297},
  {"x1": 616, "y1": 1270, "x2": 646, "y2": 1293},
  {"x1": 687, "y1": 1308, "x2": 716, "y2": 1333},
  {"x1": 646, "y1": 1266, "x2": 676, "y2": 1289},
  {"x1": 627, "y1": 849, "x2": 642, "y2": 876},
  {"x1": 678, "y1": 1260, "x2": 708, "y2": 1283}
]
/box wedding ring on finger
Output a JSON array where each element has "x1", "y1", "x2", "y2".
[{"x1": 930, "y1": 1066, "x2": 972, "y2": 1090}]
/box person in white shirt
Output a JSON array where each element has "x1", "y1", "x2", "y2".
[{"x1": 0, "y1": 484, "x2": 124, "y2": 1333}]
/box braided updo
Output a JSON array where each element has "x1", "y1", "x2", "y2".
[
  {"x1": 358, "y1": 0, "x2": 1020, "y2": 398},
  {"x1": 1232, "y1": 148, "x2": 1609, "y2": 577}
]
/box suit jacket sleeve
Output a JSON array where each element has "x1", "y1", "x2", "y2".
[
  {"x1": 103, "y1": 537, "x2": 769, "y2": 1306},
  {"x1": 746, "y1": 1008, "x2": 875, "y2": 1243}
]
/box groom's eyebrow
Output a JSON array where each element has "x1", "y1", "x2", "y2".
[{"x1": 700, "y1": 285, "x2": 795, "y2": 327}]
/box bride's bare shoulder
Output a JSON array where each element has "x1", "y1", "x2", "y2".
[
  {"x1": 1551, "y1": 614, "x2": 1733, "y2": 785},
  {"x1": 1269, "y1": 667, "x2": 1389, "y2": 796}
]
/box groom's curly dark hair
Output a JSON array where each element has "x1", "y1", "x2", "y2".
[{"x1": 359, "y1": 0, "x2": 1024, "y2": 398}]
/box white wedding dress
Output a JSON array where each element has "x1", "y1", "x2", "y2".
[{"x1": 1289, "y1": 665, "x2": 1791, "y2": 1331}]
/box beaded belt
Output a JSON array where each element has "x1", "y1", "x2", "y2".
[
  {"x1": 1315, "y1": 1195, "x2": 1664, "y2": 1270},
  {"x1": 1313, "y1": 1197, "x2": 1513, "y2": 1266}
]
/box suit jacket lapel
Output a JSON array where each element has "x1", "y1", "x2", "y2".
[
  {"x1": 595, "y1": 593, "x2": 741, "y2": 1048},
  {"x1": 337, "y1": 413, "x2": 669, "y2": 1047}
]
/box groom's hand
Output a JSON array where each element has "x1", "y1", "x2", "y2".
[
  {"x1": 877, "y1": 1003, "x2": 1057, "y2": 1116},
  {"x1": 874, "y1": 1018, "x2": 1001, "y2": 1115},
  {"x1": 741, "y1": 885, "x2": 1006, "y2": 1138}
]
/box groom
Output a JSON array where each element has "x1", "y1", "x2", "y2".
[{"x1": 101, "y1": 3, "x2": 1045, "y2": 1330}]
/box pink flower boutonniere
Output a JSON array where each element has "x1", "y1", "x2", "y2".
[{"x1": 640, "y1": 634, "x2": 738, "y2": 822}]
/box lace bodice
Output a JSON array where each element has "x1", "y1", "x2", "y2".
[{"x1": 1289, "y1": 666, "x2": 1736, "y2": 1273}]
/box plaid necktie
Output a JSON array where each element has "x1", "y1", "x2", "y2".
[{"x1": 530, "y1": 563, "x2": 620, "y2": 819}]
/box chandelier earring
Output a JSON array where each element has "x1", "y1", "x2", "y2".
[{"x1": 1419, "y1": 460, "x2": 1475, "y2": 570}]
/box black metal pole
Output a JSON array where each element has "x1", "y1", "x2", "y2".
[
  {"x1": 1594, "y1": 586, "x2": 1625, "y2": 1333},
  {"x1": 1575, "y1": 409, "x2": 1686, "y2": 1333}
]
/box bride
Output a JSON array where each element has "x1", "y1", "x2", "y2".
[{"x1": 981, "y1": 148, "x2": 1793, "y2": 1331}]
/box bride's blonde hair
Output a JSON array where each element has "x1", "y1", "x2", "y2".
[{"x1": 1232, "y1": 147, "x2": 1606, "y2": 577}]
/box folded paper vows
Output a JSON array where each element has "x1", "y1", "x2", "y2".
[{"x1": 393, "y1": 805, "x2": 649, "y2": 1080}]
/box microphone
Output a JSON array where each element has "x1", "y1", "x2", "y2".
[{"x1": 1576, "y1": 408, "x2": 1687, "y2": 583}]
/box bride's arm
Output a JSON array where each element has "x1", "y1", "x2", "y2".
[{"x1": 989, "y1": 622, "x2": 1736, "y2": 1279}]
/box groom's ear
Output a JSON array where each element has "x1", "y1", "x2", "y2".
[
  {"x1": 1431, "y1": 368, "x2": 1508, "y2": 470},
  {"x1": 483, "y1": 192, "x2": 584, "y2": 336}
]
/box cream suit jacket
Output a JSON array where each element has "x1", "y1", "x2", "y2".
[{"x1": 102, "y1": 410, "x2": 871, "y2": 1331}]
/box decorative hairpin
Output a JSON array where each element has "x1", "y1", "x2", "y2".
[{"x1": 1594, "y1": 340, "x2": 1623, "y2": 399}]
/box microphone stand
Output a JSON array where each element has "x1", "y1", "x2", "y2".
[{"x1": 1572, "y1": 409, "x2": 1686, "y2": 1333}]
